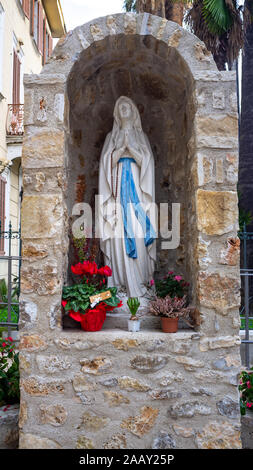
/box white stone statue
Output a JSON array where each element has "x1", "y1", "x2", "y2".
[{"x1": 99, "y1": 96, "x2": 156, "y2": 297}]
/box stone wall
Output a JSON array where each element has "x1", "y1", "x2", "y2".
[{"x1": 19, "y1": 13, "x2": 242, "y2": 449}]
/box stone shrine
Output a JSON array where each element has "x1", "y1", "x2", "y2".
[{"x1": 19, "y1": 13, "x2": 241, "y2": 449}]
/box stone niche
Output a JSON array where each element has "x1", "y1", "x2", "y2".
[{"x1": 20, "y1": 13, "x2": 242, "y2": 449}]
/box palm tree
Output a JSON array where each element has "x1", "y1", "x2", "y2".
[{"x1": 123, "y1": 0, "x2": 251, "y2": 70}]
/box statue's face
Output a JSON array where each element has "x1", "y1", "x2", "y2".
[{"x1": 118, "y1": 101, "x2": 132, "y2": 120}]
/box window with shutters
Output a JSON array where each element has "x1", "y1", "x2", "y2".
[
  {"x1": 31, "y1": 0, "x2": 43, "y2": 54},
  {"x1": 22, "y1": 0, "x2": 30, "y2": 18},
  {"x1": 12, "y1": 49, "x2": 21, "y2": 105},
  {"x1": 0, "y1": 176, "x2": 6, "y2": 254}
]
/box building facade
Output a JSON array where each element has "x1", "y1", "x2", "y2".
[{"x1": 0, "y1": 0, "x2": 66, "y2": 279}]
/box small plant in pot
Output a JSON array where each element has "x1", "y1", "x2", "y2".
[
  {"x1": 149, "y1": 295, "x2": 192, "y2": 333},
  {"x1": 127, "y1": 297, "x2": 141, "y2": 332}
]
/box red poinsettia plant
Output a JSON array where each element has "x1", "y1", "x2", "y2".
[{"x1": 62, "y1": 260, "x2": 122, "y2": 331}]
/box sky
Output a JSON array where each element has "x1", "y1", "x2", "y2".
[{"x1": 60, "y1": 0, "x2": 125, "y2": 31}]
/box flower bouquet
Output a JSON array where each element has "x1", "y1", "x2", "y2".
[{"x1": 62, "y1": 260, "x2": 122, "y2": 332}]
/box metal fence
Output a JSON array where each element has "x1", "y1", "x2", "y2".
[
  {"x1": 0, "y1": 221, "x2": 21, "y2": 337},
  {"x1": 239, "y1": 226, "x2": 253, "y2": 369}
]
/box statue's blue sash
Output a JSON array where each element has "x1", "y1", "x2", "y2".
[{"x1": 119, "y1": 157, "x2": 156, "y2": 259}]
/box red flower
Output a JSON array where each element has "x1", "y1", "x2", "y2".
[
  {"x1": 71, "y1": 263, "x2": 85, "y2": 276},
  {"x1": 2, "y1": 342, "x2": 7, "y2": 348},
  {"x1": 5, "y1": 337, "x2": 13, "y2": 342},
  {"x1": 98, "y1": 266, "x2": 112, "y2": 277}
]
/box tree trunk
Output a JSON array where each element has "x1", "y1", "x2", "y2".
[
  {"x1": 136, "y1": 0, "x2": 166, "y2": 17},
  {"x1": 136, "y1": 0, "x2": 184, "y2": 25},
  {"x1": 165, "y1": 1, "x2": 184, "y2": 25}
]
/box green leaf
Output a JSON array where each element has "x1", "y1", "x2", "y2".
[{"x1": 203, "y1": 0, "x2": 233, "y2": 35}]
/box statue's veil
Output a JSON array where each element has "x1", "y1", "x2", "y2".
[{"x1": 99, "y1": 95, "x2": 156, "y2": 263}]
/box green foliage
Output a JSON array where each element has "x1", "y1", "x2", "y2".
[
  {"x1": 240, "y1": 317, "x2": 253, "y2": 330},
  {"x1": 123, "y1": 0, "x2": 137, "y2": 12},
  {"x1": 202, "y1": 0, "x2": 233, "y2": 35},
  {"x1": 0, "y1": 278, "x2": 19, "y2": 324},
  {"x1": 72, "y1": 236, "x2": 88, "y2": 263},
  {"x1": 0, "y1": 338, "x2": 19, "y2": 406},
  {"x1": 127, "y1": 297, "x2": 140, "y2": 317},
  {"x1": 155, "y1": 272, "x2": 188, "y2": 299},
  {"x1": 62, "y1": 284, "x2": 120, "y2": 315},
  {"x1": 239, "y1": 368, "x2": 253, "y2": 415}
]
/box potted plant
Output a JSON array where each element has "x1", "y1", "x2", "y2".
[
  {"x1": 149, "y1": 295, "x2": 192, "y2": 333},
  {"x1": 154, "y1": 271, "x2": 189, "y2": 299},
  {"x1": 62, "y1": 260, "x2": 122, "y2": 332},
  {"x1": 127, "y1": 297, "x2": 141, "y2": 332},
  {"x1": 239, "y1": 367, "x2": 253, "y2": 415}
]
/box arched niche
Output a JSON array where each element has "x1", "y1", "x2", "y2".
[{"x1": 66, "y1": 33, "x2": 197, "y2": 307}]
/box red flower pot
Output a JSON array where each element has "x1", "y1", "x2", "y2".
[{"x1": 63, "y1": 301, "x2": 123, "y2": 332}]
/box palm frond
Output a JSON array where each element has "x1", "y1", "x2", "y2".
[
  {"x1": 202, "y1": 0, "x2": 233, "y2": 34},
  {"x1": 123, "y1": 0, "x2": 137, "y2": 12}
]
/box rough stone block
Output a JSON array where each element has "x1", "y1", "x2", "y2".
[{"x1": 197, "y1": 189, "x2": 238, "y2": 235}]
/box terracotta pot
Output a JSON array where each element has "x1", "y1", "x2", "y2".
[{"x1": 161, "y1": 317, "x2": 178, "y2": 333}]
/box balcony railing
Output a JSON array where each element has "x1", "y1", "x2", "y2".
[{"x1": 6, "y1": 104, "x2": 24, "y2": 136}]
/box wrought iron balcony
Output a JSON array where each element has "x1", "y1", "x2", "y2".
[{"x1": 6, "y1": 104, "x2": 24, "y2": 136}]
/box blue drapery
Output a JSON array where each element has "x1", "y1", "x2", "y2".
[{"x1": 119, "y1": 157, "x2": 156, "y2": 259}]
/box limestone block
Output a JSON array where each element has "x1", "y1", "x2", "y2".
[
  {"x1": 40, "y1": 404, "x2": 68, "y2": 426},
  {"x1": 167, "y1": 29, "x2": 182, "y2": 48},
  {"x1": 197, "y1": 190, "x2": 238, "y2": 235},
  {"x1": 216, "y1": 396, "x2": 240, "y2": 419},
  {"x1": 149, "y1": 389, "x2": 182, "y2": 400},
  {"x1": 196, "y1": 421, "x2": 241, "y2": 449},
  {"x1": 73, "y1": 373, "x2": 97, "y2": 392},
  {"x1": 219, "y1": 237, "x2": 240, "y2": 266},
  {"x1": 21, "y1": 194, "x2": 63, "y2": 239},
  {"x1": 80, "y1": 357, "x2": 112, "y2": 375},
  {"x1": 103, "y1": 434, "x2": 127, "y2": 449},
  {"x1": 103, "y1": 391, "x2": 130, "y2": 406},
  {"x1": 197, "y1": 154, "x2": 213, "y2": 186},
  {"x1": 168, "y1": 401, "x2": 212, "y2": 418},
  {"x1": 36, "y1": 355, "x2": 71, "y2": 374},
  {"x1": 82, "y1": 412, "x2": 110, "y2": 431},
  {"x1": 19, "y1": 334, "x2": 47, "y2": 352},
  {"x1": 19, "y1": 353, "x2": 32, "y2": 375},
  {"x1": 22, "y1": 242, "x2": 49, "y2": 261},
  {"x1": 21, "y1": 377, "x2": 65, "y2": 396},
  {"x1": 130, "y1": 355, "x2": 168, "y2": 374},
  {"x1": 112, "y1": 338, "x2": 139, "y2": 351},
  {"x1": 21, "y1": 263, "x2": 61, "y2": 296},
  {"x1": 121, "y1": 406, "x2": 159, "y2": 437},
  {"x1": 196, "y1": 114, "x2": 238, "y2": 137},
  {"x1": 175, "y1": 356, "x2": 205, "y2": 370},
  {"x1": 159, "y1": 372, "x2": 184, "y2": 386},
  {"x1": 195, "y1": 43, "x2": 212, "y2": 63},
  {"x1": 22, "y1": 128, "x2": 64, "y2": 168},
  {"x1": 118, "y1": 376, "x2": 150, "y2": 392},
  {"x1": 19, "y1": 401, "x2": 28, "y2": 428},
  {"x1": 152, "y1": 432, "x2": 176, "y2": 449},
  {"x1": 19, "y1": 432, "x2": 62, "y2": 449},
  {"x1": 212, "y1": 91, "x2": 225, "y2": 109},
  {"x1": 198, "y1": 272, "x2": 240, "y2": 314},
  {"x1": 124, "y1": 13, "x2": 137, "y2": 34},
  {"x1": 19, "y1": 300, "x2": 38, "y2": 330},
  {"x1": 76, "y1": 436, "x2": 95, "y2": 449},
  {"x1": 172, "y1": 424, "x2": 195, "y2": 438},
  {"x1": 199, "y1": 335, "x2": 241, "y2": 352}
]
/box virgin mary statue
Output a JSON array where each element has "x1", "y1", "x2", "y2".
[{"x1": 98, "y1": 96, "x2": 156, "y2": 298}]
